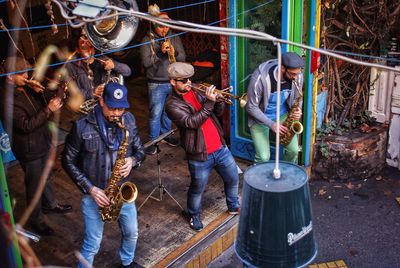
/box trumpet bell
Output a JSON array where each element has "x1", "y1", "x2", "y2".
[
  {"x1": 85, "y1": 0, "x2": 139, "y2": 52},
  {"x1": 239, "y1": 93, "x2": 248, "y2": 108}
]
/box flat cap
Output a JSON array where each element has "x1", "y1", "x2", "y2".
[
  {"x1": 282, "y1": 52, "x2": 304, "y2": 69},
  {"x1": 167, "y1": 62, "x2": 194, "y2": 80},
  {"x1": 3, "y1": 56, "x2": 32, "y2": 73}
]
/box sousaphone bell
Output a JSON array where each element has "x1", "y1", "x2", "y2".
[{"x1": 84, "y1": 0, "x2": 139, "y2": 52}]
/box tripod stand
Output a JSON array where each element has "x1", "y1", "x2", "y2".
[{"x1": 138, "y1": 130, "x2": 183, "y2": 211}]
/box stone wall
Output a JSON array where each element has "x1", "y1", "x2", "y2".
[{"x1": 311, "y1": 125, "x2": 388, "y2": 181}]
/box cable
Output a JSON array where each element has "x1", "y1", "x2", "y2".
[{"x1": 0, "y1": 0, "x2": 216, "y2": 33}]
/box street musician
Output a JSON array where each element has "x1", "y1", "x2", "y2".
[
  {"x1": 140, "y1": 11, "x2": 185, "y2": 155},
  {"x1": 66, "y1": 35, "x2": 131, "y2": 101},
  {"x1": 1, "y1": 56, "x2": 71, "y2": 236},
  {"x1": 165, "y1": 62, "x2": 240, "y2": 232}
]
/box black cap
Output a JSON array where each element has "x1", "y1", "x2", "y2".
[{"x1": 282, "y1": 52, "x2": 304, "y2": 69}]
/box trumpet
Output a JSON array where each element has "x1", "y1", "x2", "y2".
[
  {"x1": 24, "y1": 79, "x2": 45, "y2": 92},
  {"x1": 189, "y1": 83, "x2": 247, "y2": 108}
]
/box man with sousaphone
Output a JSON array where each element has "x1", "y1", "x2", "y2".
[
  {"x1": 66, "y1": 34, "x2": 132, "y2": 112},
  {"x1": 246, "y1": 52, "x2": 305, "y2": 164}
]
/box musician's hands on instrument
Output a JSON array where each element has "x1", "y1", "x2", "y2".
[
  {"x1": 161, "y1": 41, "x2": 174, "y2": 54},
  {"x1": 90, "y1": 186, "x2": 110, "y2": 207},
  {"x1": 272, "y1": 123, "x2": 289, "y2": 136},
  {"x1": 93, "y1": 84, "x2": 105, "y2": 98},
  {"x1": 291, "y1": 107, "x2": 302, "y2": 120},
  {"x1": 205, "y1": 84, "x2": 218, "y2": 102},
  {"x1": 47, "y1": 96, "x2": 63, "y2": 112},
  {"x1": 25, "y1": 79, "x2": 45, "y2": 93},
  {"x1": 102, "y1": 59, "x2": 115, "y2": 71},
  {"x1": 120, "y1": 157, "x2": 135, "y2": 178}
]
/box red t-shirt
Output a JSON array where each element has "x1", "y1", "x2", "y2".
[{"x1": 182, "y1": 90, "x2": 222, "y2": 154}]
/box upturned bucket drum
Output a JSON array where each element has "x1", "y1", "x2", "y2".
[{"x1": 235, "y1": 161, "x2": 317, "y2": 267}]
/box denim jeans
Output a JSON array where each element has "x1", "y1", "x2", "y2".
[
  {"x1": 78, "y1": 195, "x2": 138, "y2": 268},
  {"x1": 148, "y1": 82, "x2": 172, "y2": 140},
  {"x1": 187, "y1": 146, "x2": 240, "y2": 216},
  {"x1": 250, "y1": 114, "x2": 299, "y2": 164}
]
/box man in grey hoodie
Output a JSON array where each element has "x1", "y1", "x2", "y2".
[
  {"x1": 140, "y1": 12, "x2": 185, "y2": 155},
  {"x1": 245, "y1": 52, "x2": 304, "y2": 163}
]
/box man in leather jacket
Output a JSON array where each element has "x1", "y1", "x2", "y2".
[
  {"x1": 62, "y1": 82, "x2": 145, "y2": 268},
  {"x1": 1, "y1": 56, "x2": 71, "y2": 236},
  {"x1": 165, "y1": 62, "x2": 240, "y2": 231}
]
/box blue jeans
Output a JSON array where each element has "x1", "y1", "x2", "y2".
[
  {"x1": 187, "y1": 146, "x2": 240, "y2": 216},
  {"x1": 78, "y1": 195, "x2": 138, "y2": 268},
  {"x1": 148, "y1": 82, "x2": 172, "y2": 140}
]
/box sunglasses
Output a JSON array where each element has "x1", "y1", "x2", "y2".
[
  {"x1": 285, "y1": 69, "x2": 302, "y2": 77},
  {"x1": 175, "y1": 78, "x2": 189, "y2": 83}
]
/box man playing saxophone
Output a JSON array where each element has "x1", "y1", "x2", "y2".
[
  {"x1": 62, "y1": 82, "x2": 145, "y2": 268},
  {"x1": 245, "y1": 52, "x2": 304, "y2": 164},
  {"x1": 140, "y1": 11, "x2": 185, "y2": 155}
]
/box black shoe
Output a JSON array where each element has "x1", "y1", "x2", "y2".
[
  {"x1": 145, "y1": 144, "x2": 157, "y2": 155},
  {"x1": 189, "y1": 214, "x2": 203, "y2": 231},
  {"x1": 43, "y1": 203, "x2": 72, "y2": 214},
  {"x1": 162, "y1": 136, "x2": 179, "y2": 147},
  {"x1": 120, "y1": 261, "x2": 144, "y2": 268},
  {"x1": 31, "y1": 222, "x2": 54, "y2": 236}
]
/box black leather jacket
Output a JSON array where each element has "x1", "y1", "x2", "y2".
[
  {"x1": 4, "y1": 86, "x2": 53, "y2": 163},
  {"x1": 62, "y1": 111, "x2": 145, "y2": 194},
  {"x1": 165, "y1": 90, "x2": 225, "y2": 161}
]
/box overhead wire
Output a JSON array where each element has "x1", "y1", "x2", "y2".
[
  {"x1": 0, "y1": 0, "x2": 216, "y2": 32},
  {"x1": 2, "y1": 0, "x2": 400, "y2": 77}
]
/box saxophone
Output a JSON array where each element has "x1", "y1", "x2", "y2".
[
  {"x1": 280, "y1": 80, "x2": 304, "y2": 146},
  {"x1": 99, "y1": 118, "x2": 138, "y2": 222}
]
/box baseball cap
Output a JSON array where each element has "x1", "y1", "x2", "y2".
[
  {"x1": 167, "y1": 62, "x2": 194, "y2": 80},
  {"x1": 282, "y1": 52, "x2": 305, "y2": 69},
  {"x1": 103, "y1": 82, "x2": 130, "y2": 109}
]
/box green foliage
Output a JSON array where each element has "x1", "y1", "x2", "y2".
[{"x1": 246, "y1": 1, "x2": 282, "y2": 72}]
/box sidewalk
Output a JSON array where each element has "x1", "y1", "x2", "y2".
[{"x1": 208, "y1": 165, "x2": 400, "y2": 268}]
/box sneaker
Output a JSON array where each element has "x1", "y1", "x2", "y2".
[
  {"x1": 163, "y1": 136, "x2": 179, "y2": 147},
  {"x1": 189, "y1": 214, "x2": 203, "y2": 231},
  {"x1": 228, "y1": 207, "x2": 240, "y2": 215},
  {"x1": 145, "y1": 144, "x2": 157, "y2": 155}
]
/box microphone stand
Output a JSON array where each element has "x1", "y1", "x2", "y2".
[{"x1": 138, "y1": 129, "x2": 183, "y2": 211}]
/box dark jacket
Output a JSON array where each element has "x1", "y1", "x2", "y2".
[
  {"x1": 140, "y1": 29, "x2": 186, "y2": 82},
  {"x1": 165, "y1": 90, "x2": 225, "y2": 161},
  {"x1": 67, "y1": 58, "x2": 131, "y2": 100},
  {"x1": 8, "y1": 86, "x2": 53, "y2": 162},
  {"x1": 62, "y1": 111, "x2": 145, "y2": 194}
]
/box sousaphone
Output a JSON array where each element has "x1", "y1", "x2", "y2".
[{"x1": 84, "y1": 0, "x2": 139, "y2": 52}]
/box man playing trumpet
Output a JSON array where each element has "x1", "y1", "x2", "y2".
[
  {"x1": 165, "y1": 62, "x2": 240, "y2": 231},
  {"x1": 1, "y1": 56, "x2": 71, "y2": 236}
]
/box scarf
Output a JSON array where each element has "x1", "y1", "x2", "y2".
[{"x1": 94, "y1": 105, "x2": 123, "y2": 150}]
